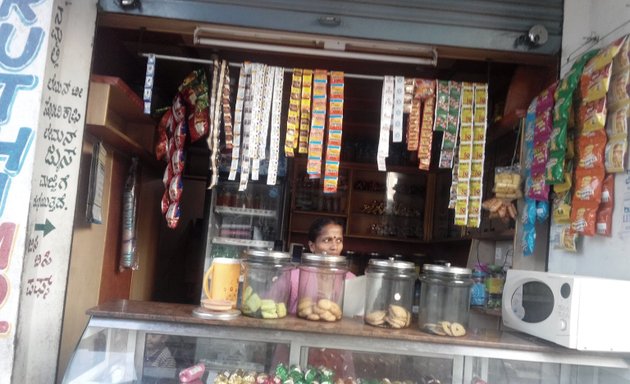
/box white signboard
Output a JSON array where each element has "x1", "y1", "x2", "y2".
[
  {"x1": 0, "y1": 0, "x2": 96, "y2": 382},
  {"x1": 0, "y1": 1, "x2": 53, "y2": 382}
]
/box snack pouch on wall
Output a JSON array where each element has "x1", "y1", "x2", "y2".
[{"x1": 596, "y1": 174, "x2": 614, "y2": 236}]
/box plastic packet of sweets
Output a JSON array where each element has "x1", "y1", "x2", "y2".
[
  {"x1": 549, "y1": 126, "x2": 567, "y2": 152},
  {"x1": 553, "y1": 160, "x2": 573, "y2": 193},
  {"x1": 560, "y1": 226, "x2": 579, "y2": 252},
  {"x1": 581, "y1": 62, "x2": 613, "y2": 102},
  {"x1": 522, "y1": 223, "x2": 536, "y2": 256},
  {"x1": 156, "y1": 109, "x2": 172, "y2": 160},
  {"x1": 527, "y1": 172, "x2": 550, "y2": 201},
  {"x1": 607, "y1": 70, "x2": 629, "y2": 110},
  {"x1": 168, "y1": 174, "x2": 183, "y2": 202},
  {"x1": 613, "y1": 37, "x2": 630, "y2": 74},
  {"x1": 571, "y1": 203, "x2": 597, "y2": 236},
  {"x1": 573, "y1": 168, "x2": 604, "y2": 203},
  {"x1": 166, "y1": 201, "x2": 181, "y2": 229},
  {"x1": 523, "y1": 197, "x2": 537, "y2": 226},
  {"x1": 552, "y1": 190, "x2": 572, "y2": 224},
  {"x1": 585, "y1": 35, "x2": 627, "y2": 73},
  {"x1": 579, "y1": 98, "x2": 607, "y2": 133},
  {"x1": 536, "y1": 201, "x2": 550, "y2": 222},
  {"x1": 600, "y1": 174, "x2": 615, "y2": 207},
  {"x1": 532, "y1": 140, "x2": 549, "y2": 174},
  {"x1": 605, "y1": 134, "x2": 628, "y2": 172},
  {"x1": 536, "y1": 83, "x2": 556, "y2": 112},
  {"x1": 534, "y1": 112, "x2": 553, "y2": 140},
  {"x1": 545, "y1": 151, "x2": 565, "y2": 184},
  {"x1": 606, "y1": 104, "x2": 629, "y2": 137},
  {"x1": 576, "y1": 131, "x2": 606, "y2": 170},
  {"x1": 596, "y1": 207, "x2": 613, "y2": 236}
]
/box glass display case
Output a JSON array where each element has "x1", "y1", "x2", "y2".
[{"x1": 64, "y1": 301, "x2": 630, "y2": 384}]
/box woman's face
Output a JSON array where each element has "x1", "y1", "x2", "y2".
[{"x1": 309, "y1": 223, "x2": 344, "y2": 256}]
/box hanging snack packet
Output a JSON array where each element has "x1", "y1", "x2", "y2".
[
  {"x1": 573, "y1": 168, "x2": 604, "y2": 203},
  {"x1": 579, "y1": 98, "x2": 607, "y2": 133},
  {"x1": 596, "y1": 174, "x2": 615, "y2": 236},
  {"x1": 581, "y1": 63, "x2": 613, "y2": 103},
  {"x1": 156, "y1": 109, "x2": 173, "y2": 160},
  {"x1": 605, "y1": 134, "x2": 628, "y2": 172},
  {"x1": 536, "y1": 201, "x2": 550, "y2": 222},
  {"x1": 613, "y1": 36, "x2": 630, "y2": 73},
  {"x1": 493, "y1": 166, "x2": 522, "y2": 199},
  {"x1": 552, "y1": 189, "x2": 572, "y2": 224},
  {"x1": 571, "y1": 203, "x2": 597, "y2": 236},
  {"x1": 607, "y1": 71, "x2": 630, "y2": 110},
  {"x1": 576, "y1": 131, "x2": 606, "y2": 170},
  {"x1": 528, "y1": 172, "x2": 550, "y2": 201},
  {"x1": 553, "y1": 160, "x2": 573, "y2": 193},
  {"x1": 584, "y1": 35, "x2": 627, "y2": 74},
  {"x1": 522, "y1": 223, "x2": 536, "y2": 256},
  {"x1": 560, "y1": 226, "x2": 579, "y2": 252},
  {"x1": 606, "y1": 104, "x2": 629, "y2": 137}
]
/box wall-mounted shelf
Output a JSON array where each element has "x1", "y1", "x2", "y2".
[
  {"x1": 215, "y1": 206, "x2": 277, "y2": 218},
  {"x1": 211, "y1": 237, "x2": 274, "y2": 248},
  {"x1": 86, "y1": 75, "x2": 161, "y2": 169}
]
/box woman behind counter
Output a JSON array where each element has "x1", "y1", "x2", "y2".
[{"x1": 288, "y1": 217, "x2": 355, "y2": 314}]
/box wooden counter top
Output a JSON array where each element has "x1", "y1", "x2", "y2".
[{"x1": 88, "y1": 300, "x2": 570, "y2": 354}]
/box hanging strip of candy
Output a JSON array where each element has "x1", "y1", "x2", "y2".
[
  {"x1": 239, "y1": 62, "x2": 254, "y2": 191},
  {"x1": 417, "y1": 79, "x2": 436, "y2": 171},
  {"x1": 467, "y1": 83, "x2": 489, "y2": 227},
  {"x1": 223, "y1": 66, "x2": 233, "y2": 149},
  {"x1": 307, "y1": 69, "x2": 328, "y2": 178},
  {"x1": 143, "y1": 54, "x2": 155, "y2": 114},
  {"x1": 299, "y1": 69, "x2": 314, "y2": 154},
  {"x1": 324, "y1": 71, "x2": 345, "y2": 193},
  {"x1": 378, "y1": 76, "x2": 394, "y2": 171},
  {"x1": 285, "y1": 68, "x2": 302, "y2": 157},
  {"x1": 228, "y1": 62, "x2": 249, "y2": 180},
  {"x1": 454, "y1": 82, "x2": 474, "y2": 226},
  {"x1": 251, "y1": 64, "x2": 272, "y2": 181},
  {"x1": 208, "y1": 59, "x2": 219, "y2": 149},
  {"x1": 209, "y1": 60, "x2": 227, "y2": 189},
  {"x1": 439, "y1": 81, "x2": 463, "y2": 168},
  {"x1": 267, "y1": 66, "x2": 285, "y2": 185},
  {"x1": 406, "y1": 80, "x2": 421, "y2": 152},
  {"x1": 392, "y1": 76, "x2": 405, "y2": 142}
]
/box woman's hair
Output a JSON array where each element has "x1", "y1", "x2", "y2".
[{"x1": 308, "y1": 217, "x2": 344, "y2": 242}]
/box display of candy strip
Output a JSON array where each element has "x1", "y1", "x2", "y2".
[
  {"x1": 467, "y1": 83, "x2": 488, "y2": 227},
  {"x1": 299, "y1": 69, "x2": 314, "y2": 154},
  {"x1": 307, "y1": 69, "x2": 328, "y2": 178},
  {"x1": 324, "y1": 71, "x2": 344, "y2": 193},
  {"x1": 378, "y1": 76, "x2": 395, "y2": 171},
  {"x1": 228, "y1": 61, "x2": 249, "y2": 180},
  {"x1": 143, "y1": 53, "x2": 155, "y2": 115},
  {"x1": 208, "y1": 59, "x2": 219, "y2": 150},
  {"x1": 438, "y1": 81, "x2": 462, "y2": 168},
  {"x1": 285, "y1": 68, "x2": 302, "y2": 157},
  {"x1": 453, "y1": 82, "x2": 473, "y2": 226},
  {"x1": 527, "y1": 82, "x2": 557, "y2": 201},
  {"x1": 267, "y1": 66, "x2": 284, "y2": 186},
  {"x1": 417, "y1": 80, "x2": 436, "y2": 171},
  {"x1": 406, "y1": 80, "x2": 421, "y2": 152},
  {"x1": 403, "y1": 78, "x2": 415, "y2": 114},
  {"x1": 222, "y1": 66, "x2": 233, "y2": 149},
  {"x1": 251, "y1": 65, "x2": 274, "y2": 181},
  {"x1": 209, "y1": 60, "x2": 227, "y2": 189},
  {"x1": 392, "y1": 76, "x2": 405, "y2": 142},
  {"x1": 239, "y1": 63, "x2": 255, "y2": 191},
  {"x1": 433, "y1": 80, "x2": 449, "y2": 132}
]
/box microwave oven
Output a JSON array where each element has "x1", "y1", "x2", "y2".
[{"x1": 502, "y1": 269, "x2": 630, "y2": 352}]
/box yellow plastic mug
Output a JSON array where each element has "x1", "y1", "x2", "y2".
[{"x1": 202, "y1": 258, "x2": 241, "y2": 307}]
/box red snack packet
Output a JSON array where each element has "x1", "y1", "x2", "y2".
[
  {"x1": 573, "y1": 168, "x2": 604, "y2": 204},
  {"x1": 161, "y1": 190, "x2": 170, "y2": 215},
  {"x1": 168, "y1": 174, "x2": 183, "y2": 202},
  {"x1": 600, "y1": 174, "x2": 615, "y2": 208},
  {"x1": 571, "y1": 203, "x2": 597, "y2": 236},
  {"x1": 172, "y1": 94, "x2": 186, "y2": 122},
  {"x1": 171, "y1": 148, "x2": 185, "y2": 175},
  {"x1": 596, "y1": 174, "x2": 615, "y2": 237},
  {"x1": 174, "y1": 120, "x2": 188, "y2": 149},
  {"x1": 155, "y1": 109, "x2": 173, "y2": 160},
  {"x1": 166, "y1": 201, "x2": 181, "y2": 229},
  {"x1": 190, "y1": 106, "x2": 209, "y2": 143},
  {"x1": 576, "y1": 130, "x2": 606, "y2": 171},
  {"x1": 162, "y1": 161, "x2": 173, "y2": 188}
]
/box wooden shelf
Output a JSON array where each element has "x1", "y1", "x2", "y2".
[
  {"x1": 86, "y1": 75, "x2": 161, "y2": 170},
  {"x1": 351, "y1": 212, "x2": 422, "y2": 219},
  {"x1": 470, "y1": 229, "x2": 515, "y2": 241},
  {"x1": 345, "y1": 234, "x2": 425, "y2": 243},
  {"x1": 292, "y1": 210, "x2": 347, "y2": 218}
]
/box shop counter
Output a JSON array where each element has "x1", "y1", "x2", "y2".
[{"x1": 63, "y1": 300, "x2": 630, "y2": 383}]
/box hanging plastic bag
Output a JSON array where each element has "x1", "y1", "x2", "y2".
[{"x1": 120, "y1": 157, "x2": 139, "y2": 270}]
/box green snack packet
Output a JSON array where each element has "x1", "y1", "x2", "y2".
[{"x1": 546, "y1": 150, "x2": 566, "y2": 184}]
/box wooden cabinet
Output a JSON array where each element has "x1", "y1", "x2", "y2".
[{"x1": 288, "y1": 160, "x2": 469, "y2": 265}]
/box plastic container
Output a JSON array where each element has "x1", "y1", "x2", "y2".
[
  {"x1": 241, "y1": 249, "x2": 293, "y2": 319},
  {"x1": 418, "y1": 263, "x2": 472, "y2": 337},
  {"x1": 470, "y1": 269, "x2": 488, "y2": 307},
  {"x1": 297, "y1": 253, "x2": 348, "y2": 322},
  {"x1": 364, "y1": 258, "x2": 417, "y2": 328}
]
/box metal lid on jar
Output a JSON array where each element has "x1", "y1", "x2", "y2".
[
  {"x1": 244, "y1": 249, "x2": 291, "y2": 263},
  {"x1": 368, "y1": 257, "x2": 416, "y2": 273},
  {"x1": 423, "y1": 263, "x2": 472, "y2": 276},
  {"x1": 301, "y1": 253, "x2": 348, "y2": 268}
]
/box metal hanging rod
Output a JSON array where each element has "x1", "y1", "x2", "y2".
[{"x1": 140, "y1": 52, "x2": 394, "y2": 81}]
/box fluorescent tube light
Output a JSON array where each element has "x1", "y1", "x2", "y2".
[{"x1": 194, "y1": 26, "x2": 437, "y2": 66}]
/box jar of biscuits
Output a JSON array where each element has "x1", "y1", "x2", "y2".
[
  {"x1": 364, "y1": 258, "x2": 416, "y2": 328},
  {"x1": 241, "y1": 249, "x2": 293, "y2": 319},
  {"x1": 297, "y1": 253, "x2": 348, "y2": 322},
  {"x1": 418, "y1": 264, "x2": 472, "y2": 337}
]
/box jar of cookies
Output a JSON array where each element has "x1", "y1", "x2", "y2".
[
  {"x1": 241, "y1": 249, "x2": 293, "y2": 319},
  {"x1": 364, "y1": 258, "x2": 417, "y2": 328},
  {"x1": 297, "y1": 253, "x2": 348, "y2": 322},
  {"x1": 418, "y1": 264, "x2": 472, "y2": 337}
]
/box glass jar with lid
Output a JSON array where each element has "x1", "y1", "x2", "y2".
[
  {"x1": 364, "y1": 258, "x2": 417, "y2": 328},
  {"x1": 241, "y1": 249, "x2": 293, "y2": 319},
  {"x1": 297, "y1": 253, "x2": 348, "y2": 322},
  {"x1": 418, "y1": 263, "x2": 472, "y2": 337}
]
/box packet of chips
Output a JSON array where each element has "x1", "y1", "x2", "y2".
[
  {"x1": 605, "y1": 134, "x2": 628, "y2": 172},
  {"x1": 560, "y1": 226, "x2": 579, "y2": 252},
  {"x1": 581, "y1": 63, "x2": 613, "y2": 102},
  {"x1": 552, "y1": 189, "x2": 572, "y2": 224},
  {"x1": 576, "y1": 130, "x2": 606, "y2": 170},
  {"x1": 571, "y1": 203, "x2": 597, "y2": 236},
  {"x1": 579, "y1": 98, "x2": 608, "y2": 133},
  {"x1": 596, "y1": 174, "x2": 614, "y2": 236},
  {"x1": 573, "y1": 168, "x2": 604, "y2": 204}
]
